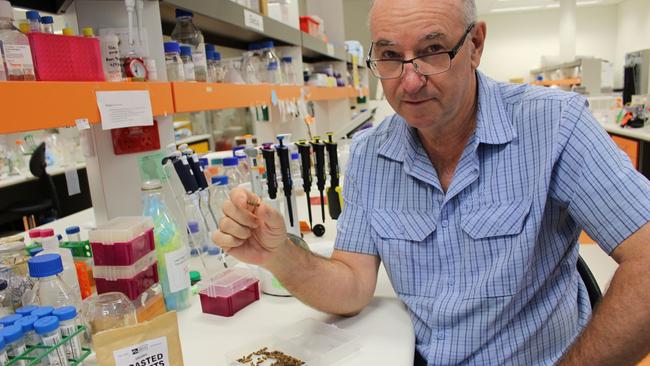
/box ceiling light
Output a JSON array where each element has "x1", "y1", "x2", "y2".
[{"x1": 491, "y1": 5, "x2": 545, "y2": 13}]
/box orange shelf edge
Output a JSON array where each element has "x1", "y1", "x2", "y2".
[
  {"x1": 0, "y1": 81, "x2": 174, "y2": 134},
  {"x1": 531, "y1": 78, "x2": 581, "y2": 87}
]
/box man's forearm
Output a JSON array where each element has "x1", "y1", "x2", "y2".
[
  {"x1": 559, "y1": 258, "x2": 650, "y2": 365},
  {"x1": 265, "y1": 241, "x2": 376, "y2": 316}
]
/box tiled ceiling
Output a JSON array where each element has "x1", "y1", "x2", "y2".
[{"x1": 477, "y1": 0, "x2": 624, "y2": 14}]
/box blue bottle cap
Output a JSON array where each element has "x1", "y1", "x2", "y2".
[
  {"x1": 34, "y1": 316, "x2": 59, "y2": 335},
  {"x1": 281, "y1": 56, "x2": 292, "y2": 63},
  {"x1": 175, "y1": 9, "x2": 193, "y2": 18},
  {"x1": 190, "y1": 247, "x2": 200, "y2": 256},
  {"x1": 199, "y1": 158, "x2": 209, "y2": 168},
  {"x1": 0, "y1": 325, "x2": 23, "y2": 343},
  {"x1": 0, "y1": 314, "x2": 23, "y2": 327},
  {"x1": 291, "y1": 152, "x2": 299, "y2": 160},
  {"x1": 207, "y1": 246, "x2": 221, "y2": 255},
  {"x1": 213, "y1": 52, "x2": 221, "y2": 61},
  {"x1": 248, "y1": 43, "x2": 261, "y2": 51},
  {"x1": 232, "y1": 146, "x2": 245, "y2": 154},
  {"x1": 206, "y1": 50, "x2": 215, "y2": 61},
  {"x1": 29, "y1": 247, "x2": 43, "y2": 257},
  {"x1": 15, "y1": 315, "x2": 39, "y2": 332},
  {"x1": 32, "y1": 306, "x2": 54, "y2": 318},
  {"x1": 260, "y1": 41, "x2": 275, "y2": 49},
  {"x1": 164, "y1": 41, "x2": 181, "y2": 54},
  {"x1": 0, "y1": 336, "x2": 4, "y2": 350},
  {"x1": 65, "y1": 226, "x2": 80, "y2": 235},
  {"x1": 211, "y1": 175, "x2": 228, "y2": 186},
  {"x1": 222, "y1": 157, "x2": 238, "y2": 167},
  {"x1": 28, "y1": 254, "x2": 63, "y2": 278},
  {"x1": 40, "y1": 16, "x2": 53, "y2": 24},
  {"x1": 187, "y1": 221, "x2": 200, "y2": 234},
  {"x1": 26, "y1": 10, "x2": 40, "y2": 21},
  {"x1": 15, "y1": 305, "x2": 39, "y2": 317},
  {"x1": 180, "y1": 45, "x2": 192, "y2": 56},
  {"x1": 268, "y1": 62, "x2": 279, "y2": 71},
  {"x1": 210, "y1": 158, "x2": 222, "y2": 166},
  {"x1": 205, "y1": 44, "x2": 215, "y2": 54},
  {"x1": 52, "y1": 306, "x2": 77, "y2": 322}
]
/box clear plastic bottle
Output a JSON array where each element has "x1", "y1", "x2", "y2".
[
  {"x1": 179, "y1": 45, "x2": 196, "y2": 81},
  {"x1": 171, "y1": 9, "x2": 207, "y2": 82},
  {"x1": 27, "y1": 229, "x2": 41, "y2": 247},
  {"x1": 242, "y1": 48, "x2": 260, "y2": 84},
  {"x1": 207, "y1": 51, "x2": 225, "y2": 83},
  {"x1": 0, "y1": 2, "x2": 35, "y2": 81},
  {"x1": 259, "y1": 41, "x2": 283, "y2": 84},
  {"x1": 0, "y1": 336, "x2": 8, "y2": 366},
  {"x1": 25, "y1": 254, "x2": 79, "y2": 309},
  {"x1": 52, "y1": 306, "x2": 82, "y2": 360},
  {"x1": 0, "y1": 325, "x2": 26, "y2": 365},
  {"x1": 0, "y1": 281, "x2": 12, "y2": 316},
  {"x1": 164, "y1": 41, "x2": 185, "y2": 81},
  {"x1": 34, "y1": 316, "x2": 68, "y2": 366},
  {"x1": 222, "y1": 157, "x2": 243, "y2": 189},
  {"x1": 141, "y1": 180, "x2": 192, "y2": 311},
  {"x1": 100, "y1": 34, "x2": 123, "y2": 82},
  {"x1": 14, "y1": 315, "x2": 39, "y2": 347},
  {"x1": 208, "y1": 175, "x2": 229, "y2": 224},
  {"x1": 65, "y1": 226, "x2": 80, "y2": 242},
  {"x1": 40, "y1": 16, "x2": 54, "y2": 34},
  {"x1": 31, "y1": 306, "x2": 53, "y2": 318},
  {"x1": 25, "y1": 10, "x2": 40, "y2": 32},
  {"x1": 282, "y1": 56, "x2": 297, "y2": 85},
  {"x1": 36, "y1": 230, "x2": 81, "y2": 306}
]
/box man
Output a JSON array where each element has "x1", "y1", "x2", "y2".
[{"x1": 212, "y1": 0, "x2": 650, "y2": 364}]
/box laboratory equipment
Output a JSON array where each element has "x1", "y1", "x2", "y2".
[
  {"x1": 80, "y1": 292, "x2": 137, "y2": 335},
  {"x1": 209, "y1": 175, "x2": 229, "y2": 224},
  {"x1": 199, "y1": 268, "x2": 259, "y2": 317},
  {"x1": 180, "y1": 45, "x2": 196, "y2": 81},
  {"x1": 52, "y1": 306, "x2": 82, "y2": 360},
  {"x1": 14, "y1": 315, "x2": 39, "y2": 347},
  {"x1": 89, "y1": 216, "x2": 155, "y2": 266},
  {"x1": 0, "y1": 324, "x2": 26, "y2": 365},
  {"x1": 242, "y1": 48, "x2": 261, "y2": 84},
  {"x1": 32, "y1": 306, "x2": 53, "y2": 318},
  {"x1": 144, "y1": 57, "x2": 158, "y2": 81},
  {"x1": 0, "y1": 1, "x2": 35, "y2": 81},
  {"x1": 257, "y1": 41, "x2": 283, "y2": 84},
  {"x1": 624, "y1": 49, "x2": 650, "y2": 105},
  {"x1": 244, "y1": 139, "x2": 264, "y2": 197},
  {"x1": 187, "y1": 221, "x2": 209, "y2": 275},
  {"x1": 25, "y1": 10, "x2": 40, "y2": 32},
  {"x1": 281, "y1": 56, "x2": 297, "y2": 85},
  {"x1": 62, "y1": 27, "x2": 75, "y2": 35},
  {"x1": 0, "y1": 280, "x2": 10, "y2": 316},
  {"x1": 27, "y1": 229, "x2": 41, "y2": 247},
  {"x1": 93, "y1": 251, "x2": 158, "y2": 300},
  {"x1": 25, "y1": 254, "x2": 79, "y2": 308},
  {"x1": 311, "y1": 137, "x2": 327, "y2": 236},
  {"x1": 172, "y1": 9, "x2": 207, "y2": 81},
  {"x1": 141, "y1": 180, "x2": 192, "y2": 311},
  {"x1": 0, "y1": 336, "x2": 7, "y2": 365},
  {"x1": 209, "y1": 51, "x2": 225, "y2": 83},
  {"x1": 223, "y1": 157, "x2": 244, "y2": 188},
  {"x1": 14, "y1": 305, "x2": 38, "y2": 317},
  {"x1": 122, "y1": 0, "x2": 147, "y2": 81},
  {"x1": 40, "y1": 16, "x2": 54, "y2": 34},
  {"x1": 34, "y1": 316, "x2": 68, "y2": 366},
  {"x1": 82, "y1": 27, "x2": 94, "y2": 37},
  {"x1": 276, "y1": 136, "x2": 298, "y2": 231},
  {"x1": 100, "y1": 34, "x2": 123, "y2": 81},
  {"x1": 0, "y1": 313, "x2": 22, "y2": 327},
  {"x1": 36, "y1": 229, "x2": 82, "y2": 305},
  {"x1": 65, "y1": 226, "x2": 81, "y2": 242},
  {"x1": 261, "y1": 143, "x2": 279, "y2": 206},
  {"x1": 165, "y1": 41, "x2": 186, "y2": 81},
  {"x1": 325, "y1": 134, "x2": 342, "y2": 219}
]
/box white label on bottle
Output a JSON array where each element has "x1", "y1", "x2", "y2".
[
  {"x1": 193, "y1": 50, "x2": 207, "y2": 69},
  {"x1": 9, "y1": 342, "x2": 26, "y2": 366},
  {"x1": 165, "y1": 248, "x2": 190, "y2": 293},
  {"x1": 113, "y1": 336, "x2": 169, "y2": 366},
  {"x1": 4, "y1": 44, "x2": 33, "y2": 73},
  {"x1": 244, "y1": 9, "x2": 264, "y2": 32},
  {"x1": 41, "y1": 333, "x2": 67, "y2": 366},
  {"x1": 60, "y1": 323, "x2": 82, "y2": 359},
  {"x1": 0, "y1": 350, "x2": 7, "y2": 364},
  {"x1": 326, "y1": 43, "x2": 335, "y2": 57}
]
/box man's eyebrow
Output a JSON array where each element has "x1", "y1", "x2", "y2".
[
  {"x1": 421, "y1": 32, "x2": 446, "y2": 41},
  {"x1": 374, "y1": 39, "x2": 397, "y2": 47}
]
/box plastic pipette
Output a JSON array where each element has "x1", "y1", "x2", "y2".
[
  {"x1": 296, "y1": 140, "x2": 313, "y2": 229},
  {"x1": 276, "y1": 135, "x2": 294, "y2": 227},
  {"x1": 244, "y1": 137, "x2": 263, "y2": 196},
  {"x1": 311, "y1": 137, "x2": 327, "y2": 223},
  {"x1": 325, "y1": 133, "x2": 342, "y2": 219},
  {"x1": 168, "y1": 152, "x2": 199, "y2": 194},
  {"x1": 261, "y1": 144, "x2": 278, "y2": 200}
]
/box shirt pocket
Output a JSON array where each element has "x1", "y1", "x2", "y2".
[
  {"x1": 370, "y1": 210, "x2": 437, "y2": 296},
  {"x1": 460, "y1": 198, "x2": 532, "y2": 299}
]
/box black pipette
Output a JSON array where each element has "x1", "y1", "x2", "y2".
[
  {"x1": 261, "y1": 143, "x2": 278, "y2": 200},
  {"x1": 325, "y1": 133, "x2": 342, "y2": 219},
  {"x1": 183, "y1": 150, "x2": 209, "y2": 190},
  {"x1": 165, "y1": 152, "x2": 199, "y2": 194},
  {"x1": 276, "y1": 135, "x2": 294, "y2": 227},
  {"x1": 311, "y1": 137, "x2": 327, "y2": 223},
  {"x1": 296, "y1": 140, "x2": 313, "y2": 229}
]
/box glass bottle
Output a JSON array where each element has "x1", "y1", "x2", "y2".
[
  {"x1": 24, "y1": 254, "x2": 80, "y2": 309},
  {"x1": 141, "y1": 180, "x2": 192, "y2": 311},
  {"x1": 25, "y1": 10, "x2": 40, "y2": 32},
  {"x1": 171, "y1": 9, "x2": 207, "y2": 82},
  {"x1": 179, "y1": 45, "x2": 196, "y2": 81},
  {"x1": 164, "y1": 41, "x2": 185, "y2": 81},
  {"x1": 222, "y1": 157, "x2": 243, "y2": 189},
  {"x1": 259, "y1": 41, "x2": 283, "y2": 84},
  {"x1": 0, "y1": 1, "x2": 35, "y2": 81},
  {"x1": 40, "y1": 16, "x2": 54, "y2": 34},
  {"x1": 208, "y1": 175, "x2": 229, "y2": 224},
  {"x1": 36, "y1": 229, "x2": 82, "y2": 306},
  {"x1": 282, "y1": 56, "x2": 297, "y2": 85}
]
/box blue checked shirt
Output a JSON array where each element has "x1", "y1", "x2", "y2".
[{"x1": 334, "y1": 71, "x2": 650, "y2": 365}]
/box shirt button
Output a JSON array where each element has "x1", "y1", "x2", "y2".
[
  {"x1": 448, "y1": 279, "x2": 455, "y2": 287},
  {"x1": 441, "y1": 220, "x2": 449, "y2": 228}
]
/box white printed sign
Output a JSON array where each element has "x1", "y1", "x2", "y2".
[
  {"x1": 244, "y1": 9, "x2": 264, "y2": 32},
  {"x1": 64, "y1": 167, "x2": 81, "y2": 196},
  {"x1": 96, "y1": 90, "x2": 153, "y2": 130},
  {"x1": 165, "y1": 248, "x2": 190, "y2": 293},
  {"x1": 113, "y1": 336, "x2": 169, "y2": 366},
  {"x1": 75, "y1": 118, "x2": 90, "y2": 130}
]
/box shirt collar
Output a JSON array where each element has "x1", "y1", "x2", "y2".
[{"x1": 378, "y1": 71, "x2": 516, "y2": 162}]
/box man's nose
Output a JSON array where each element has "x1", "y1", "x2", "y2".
[{"x1": 401, "y1": 62, "x2": 426, "y2": 95}]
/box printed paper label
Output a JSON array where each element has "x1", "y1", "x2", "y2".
[
  {"x1": 75, "y1": 118, "x2": 90, "y2": 130},
  {"x1": 65, "y1": 167, "x2": 81, "y2": 196},
  {"x1": 4, "y1": 44, "x2": 33, "y2": 72},
  {"x1": 113, "y1": 336, "x2": 169, "y2": 366},
  {"x1": 244, "y1": 9, "x2": 264, "y2": 32},
  {"x1": 165, "y1": 248, "x2": 190, "y2": 293},
  {"x1": 96, "y1": 90, "x2": 154, "y2": 130}
]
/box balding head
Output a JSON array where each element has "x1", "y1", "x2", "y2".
[{"x1": 370, "y1": 0, "x2": 476, "y2": 32}]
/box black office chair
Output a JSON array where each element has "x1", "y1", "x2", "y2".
[
  {"x1": 577, "y1": 255, "x2": 603, "y2": 309},
  {"x1": 8, "y1": 142, "x2": 61, "y2": 228}
]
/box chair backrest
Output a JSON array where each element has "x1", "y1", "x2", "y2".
[
  {"x1": 577, "y1": 255, "x2": 603, "y2": 309},
  {"x1": 28, "y1": 142, "x2": 61, "y2": 214}
]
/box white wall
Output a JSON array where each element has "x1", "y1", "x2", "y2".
[
  {"x1": 614, "y1": 0, "x2": 650, "y2": 88},
  {"x1": 479, "y1": 5, "x2": 619, "y2": 83}
]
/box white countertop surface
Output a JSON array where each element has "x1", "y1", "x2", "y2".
[{"x1": 0, "y1": 162, "x2": 86, "y2": 189}]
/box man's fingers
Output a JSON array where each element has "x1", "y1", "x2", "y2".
[
  {"x1": 230, "y1": 187, "x2": 261, "y2": 213},
  {"x1": 218, "y1": 216, "x2": 252, "y2": 240},
  {"x1": 222, "y1": 200, "x2": 258, "y2": 229},
  {"x1": 211, "y1": 230, "x2": 245, "y2": 249}
]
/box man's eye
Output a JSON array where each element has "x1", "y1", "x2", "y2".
[
  {"x1": 382, "y1": 51, "x2": 401, "y2": 59},
  {"x1": 424, "y1": 45, "x2": 442, "y2": 53}
]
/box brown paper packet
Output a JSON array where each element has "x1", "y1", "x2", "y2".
[{"x1": 93, "y1": 311, "x2": 184, "y2": 366}]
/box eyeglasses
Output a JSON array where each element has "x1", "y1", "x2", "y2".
[{"x1": 366, "y1": 23, "x2": 475, "y2": 79}]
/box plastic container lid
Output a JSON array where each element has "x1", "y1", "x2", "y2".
[
  {"x1": 0, "y1": 314, "x2": 23, "y2": 327},
  {"x1": 62, "y1": 27, "x2": 75, "y2": 35},
  {"x1": 207, "y1": 246, "x2": 221, "y2": 255},
  {"x1": 213, "y1": 52, "x2": 221, "y2": 61},
  {"x1": 175, "y1": 8, "x2": 193, "y2": 18},
  {"x1": 65, "y1": 226, "x2": 80, "y2": 235},
  {"x1": 282, "y1": 56, "x2": 293, "y2": 63},
  {"x1": 190, "y1": 271, "x2": 201, "y2": 283},
  {"x1": 211, "y1": 175, "x2": 228, "y2": 186},
  {"x1": 29, "y1": 247, "x2": 43, "y2": 257},
  {"x1": 141, "y1": 179, "x2": 163, "y2": 192},
  {"x1": 28, "y1": 229, "x2": 41, "y2": 239},
  {"x1": 82, "y1": 27, "x2": 94, "y2": 37},
  {"x1": 34, "y1": 316, "x2": 59, "y2": 335},
  {"x1": 268, "y1": 61, "x2": 279, "y2": 71},
  {"x1": 41, "y1": 228, "x2": 54, "y2": 237},
  {"x1": 15, "y1": 315, "x2": 39, "y2": 332},
  {"x1": 222, "y1": 157, "x2": 238, "y2": 167},
  {"x1": 180, "y1": 45, "x2": 192, "y2": 56},
  {"x1": 199, "y1": 158, "x2": 209, "y2": 167},
  {"x1": 188, "y1": 221, "x2": 200, "y2": 234},
  {"x1": 200, "y1": 268, "x2": 258, "y2": 298},
  {"x1": 164, "y1": 41, "x2": 181, "y2": 54},
  {"x1": 205, "y1": 44, "x2": 215, "y2": 54},
  {"x1": 206, "y1": 50, "x2": 215, "y2": 61},
  {"x1": 0, "y1": 325, "x2": 23, "y2": 343},
  {"x1": 89, "y1": 216, "x2": 154, "y2": 244},
  {"x1": 15, "y1": 305, "x2": 39, "y2": 316},
  {"x1": 210, "y1": 158, "x2": 222, "y2": 166},
  {"x1": 232, "y1": 146, "x2": 245, "y2": 155},
  {"x1": 25, "y1": 10, "x2": 40, "y2": 20},
  {"x1": 28, "y1": 254, "x2": 64, "y2": 278},
  {"x1": 260, "y1": 41, "x2": 275, "y2": 49},
  {"x1": 32, "y1": 306, "x2": 54, "y2": 318},
  {"x1": 52, "y1": 306, "x2": 77, "y2": 321},
  {"x1": 291, "y1": 152, "x2": 299, "y2": 160},
  {"x1": 40, "y1": 16, "x2": 53, "y2": 24},
  {"x1": 93, "y1": 251, "x2": 157, "y2": 281}
]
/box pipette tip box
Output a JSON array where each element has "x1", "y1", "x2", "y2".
[
  {"x1": 94, "y1": 251, "x2": 159, "y2": 300},
  {"x1": 199, "y1": 268, "x2": 260, "y2": 317},
  {"x1": 89, "y1": 217, "x2": 155, "y2": 266}
]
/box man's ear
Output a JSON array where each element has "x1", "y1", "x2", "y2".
[{"x1": 470, "y1": 21, "x2": 487, "y2": 69}]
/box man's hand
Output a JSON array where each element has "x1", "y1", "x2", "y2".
[{"x1": 211, "y1": 188, "x2": 288, "y2": 266}]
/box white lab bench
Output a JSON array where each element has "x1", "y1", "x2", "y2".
[
  {"x1": 37, "y1": 206, "x2": 416, "y2": 366},
  {"x1": 0, "y1": 162, "x2": 86, "y2": 189}
]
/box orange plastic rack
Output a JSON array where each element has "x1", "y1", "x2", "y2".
[
  {"x1": 0, "y1": 81, "x2": 174, "y2": 134},
  {"x1": 531, "y1": 78, "x2": 581, "y2": 87}
]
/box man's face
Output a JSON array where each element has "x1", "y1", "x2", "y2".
[{"x1": 369, "y1": 0, "x2": 483, "y2": 130}]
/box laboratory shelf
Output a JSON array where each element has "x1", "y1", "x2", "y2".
[
  {"x1": 159, "y1": 0, "x2": 302, "y2": 50},
  {"x1": 531, "y1": 78, "x2": 581, "y2": 86},
  {"x1": 301, "y1": 33, "x2": 347, "y2": 62},
  {"x1": 0, "y1": 81, "x2": 174, "y2": 134}
]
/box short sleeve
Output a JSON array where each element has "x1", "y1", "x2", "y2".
[
  {"x1": 550, "y1": 96, "x2": 650, "y2": 254},
  {"x1": 334, "y1": 133, "x2": 379, "y2": 256}
]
